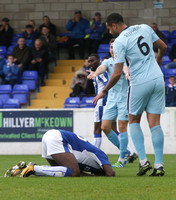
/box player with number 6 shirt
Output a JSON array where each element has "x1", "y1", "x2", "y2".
[{"x1": 93, "y1": 13, "x2": 167, "y2": 176}]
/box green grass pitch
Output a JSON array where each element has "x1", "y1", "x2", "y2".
[{"x1": 0, "y1": 154, "x2": 176, "y2": 200}]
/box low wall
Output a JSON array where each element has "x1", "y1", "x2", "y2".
[{"x1": 0, "y1": 108, "x2": 175, "y2": 155}]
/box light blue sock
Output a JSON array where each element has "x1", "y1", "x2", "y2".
[
  {"x1": 120, "y1": 132, "x2": 128, "y2": 158},
  {"x1": 151, "y1": 125, "x2": 164, "y2": 164},
  {"x1": 107, "y1": 130, "x2": 120, "y2": 149},
  {"x1": 129, "y1": 123, "x2": 146, "y2": 161}
]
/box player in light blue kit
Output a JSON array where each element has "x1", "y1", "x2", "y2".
[
  {"x1": 88, "y1": 39, "x2": 137, "y2": 167},
  {"x1": 94, "y1": 13, "x2": 167, "y2": 176},
  {"x1": 16, "y1": 129, "x2": 115, "y2": 177}
]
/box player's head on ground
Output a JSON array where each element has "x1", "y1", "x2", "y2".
[
  {"x1": 106, "y1": 13, "x2": 126, "y2": 37},
  {"x1": 109, "y1": 38, "x2": 115, "y2": 58},
  {"x1": 88, "y1": 53, "x2": 100, "y2": 71}
]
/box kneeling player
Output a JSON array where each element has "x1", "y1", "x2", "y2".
[{"x1": 5, "y1": 129, "x2": 115, "y2": 177}]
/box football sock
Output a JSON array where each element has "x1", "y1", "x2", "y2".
[
  {"x1": 129, "y1": 123, "x2": 147, "y2": 161},
  {"x1": 127, "y1": 145, "x2": 134, "y2": 156},
  {"x1": 107, "y1": 130, "x2": 120, "y2": 149},
  {"x1": 93, "y1": 133, "x2": 102, "y2": 148},
  {"x1": 119, "y1": 132, "x2": 128, "y2": 161},
  {"x1": 151, "y1": 125, "x2": 164, "y2": 165},
  {"x1": 34, "y1": 165, "x2": 71, "y2": 177}
]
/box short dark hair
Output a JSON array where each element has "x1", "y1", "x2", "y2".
[
  {"x1": 41, "y1": 25, "x2": 49, "y2": 30},
  {"x1": 75, "y1": 10, "x2": 82, "y2": 15},
  {"x1": 25, "y1": 24, "x2": 33, "y2": 29},
  {"x1": 106, "y1": 13, "x2": 124, "y2": 26},
  {"x1": 88, "y1": 53, "x2": 100, "y2": 61},
  {"x1": 109, "y1": 38, "x2": 115, "y2": 44}
]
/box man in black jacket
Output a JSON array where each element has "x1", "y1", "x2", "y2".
[
  {"x1": 29, "y1": 39, "x2": 48, "y2": 86},
  {"x1": 0, "y1": 18, "x2": 13, "y2": 48}
]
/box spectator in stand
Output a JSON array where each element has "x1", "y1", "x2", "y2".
[
  {"x1": 3, "y1": 54, "x2": 18, "y2": 86},
  {"x1": 65, "y1": 10, "x2": 89, "y2": 59},
  {"x1": 165, "y1": 75, "x2": 176, "y2": 107},
  {"x1": 85, "y1": 12, "x2": 105, "y2": 54},
  {"x1": 169, "y1": 43, "x2": 176, "y2": 63},
  {"x1": 79, "y1": 57, "x2": 95, "y2": 96},
  {"x1": 70, "y1": 70, "x2": 88, "y2": 98},
  {"x1": 39, "y1": 25, "x2": 57, "y2": 61},
  {"x1": 151, "y1": 23, "x2": 166, "y2": 54},
  {"x1": 11, "y1": 37, "x2": 32, "y2": 72},
  {"x1": 22, "y1": 24, "x2": 38, "y2": 48},
  {"x1": 29, "y1": 20, "x2": 38, "y2": 35},
  {"x1": 101, "y1": 29, "x2": 114, "y2": 44},
  {"x1": 0, "y1": 17, "x2": 13, "y2": 48},
  {"x1": 0, "y1": 56, "x2": 6, "y2": 84},
  {"x1": 29, "y1": 39, "x2": 48, "y2": 86},
  {"x1": 38, "y1": 16, "x2": 56, "y2": 36}
]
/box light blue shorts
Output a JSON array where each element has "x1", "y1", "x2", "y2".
[
  {"x1": 129, "y1": 76, "x2": 165, "y2": 115},
  {"x1": 102, "y1": 97, "x2": 128, "y2": 121}
]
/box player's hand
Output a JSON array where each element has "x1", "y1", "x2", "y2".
[
  {"x1": 93, "y1": 92, "x2": 106, "y2": 104},
  {"x1": 87, "y1": 70, "x2": 97, "y2": 79},
  {"x1": 125, "y1": 72, "x2": 130, "y2": 80}
]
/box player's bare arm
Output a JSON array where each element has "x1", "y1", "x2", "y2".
[
  {"x1": 93, "y1": 63, "x2": 123, "y2": 104},
  {"x1": 87, "y1": 64, "x2": 107, "y2": 80},
  {"x1": 154, "y1": 39, "x2": 167, "y2": 67}
]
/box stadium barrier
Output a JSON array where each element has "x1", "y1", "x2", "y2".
[{"x1": 0, "y1": 107, "x2": 175, "y2": 154}]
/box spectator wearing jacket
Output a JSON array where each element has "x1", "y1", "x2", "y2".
[
  {"x1": 0, "y1": 18, "x2": 13, "y2": 48},
  {"x1": 11, "y1": 37, "x2": 32, "y2": 72},
  {"x1": 3, "y1": 54, "x2": 19, "y2": 86},
  {"x1": 38, "y1": 16, "x2": 56, "y2": 36},
  {"x1": 65, "y1": 10, "x2": 89, "y2": 59},
  {"x1": 39, "y1": 25, "x2": 57, "y2": 61},
  {"x1": 29, "y1": 39, "x2": 48, "y2": 86},
  {"x1": 85, "y1": 12, "x2": 105, "y2": 54},
  {"x1": 0, "y1": 56, "x2": 6, "y2": 84},
  {"x1": 22, "y1": 24, "x2": 38, "y2": 48},
  {"x1": 70, "y1": 70, "x2": 88, "y2": 98},
  {"x1": 169, "y1": 43, "x2": 176, "y2": 63},
  {"x1": 151, "y1": 23, "x2": 166, "y2": 53},
  {"x1": 165, "y1": 75, "x2": 176, "y2": 107}
]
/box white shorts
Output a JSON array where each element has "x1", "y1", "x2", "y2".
[
  {"x1": 42, "y1": 129, "x2": 70, "y2": 160},
  {"x1": 94, "y1": 99, "x2": 105, "y2": 122}
]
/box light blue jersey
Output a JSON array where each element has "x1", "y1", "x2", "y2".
[
  {"x1": 113, "y1": 24, "x2": 163, "y2": 86},
  {"x1": 102, "y1": 57, "x2": 128, "y2": 101},
  {"x1": 101, "y1": 57, "x2": 129, "y2": 121}
]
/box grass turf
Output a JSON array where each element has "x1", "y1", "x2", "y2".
[{"x1": 0, "y1": 154, "x2": 176, "y2": 200}]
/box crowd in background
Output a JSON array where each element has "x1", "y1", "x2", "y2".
[{"x1": 0, "y1": 10, "x2": 176, "y2": 106}]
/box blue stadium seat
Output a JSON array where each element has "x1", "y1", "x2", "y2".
[
  {"x1": 12, "y1": 84, "x2": 29, "y2": 104},
  {"x1": 7, "y1": 45, "x2": 16, "y2": 55},
  {"x1": 164, "y1": 62, "x2": 176, "y2": 69},
  {"x1": 97, "y1": 44, "x2": 110, "y2": 53},
  {"x1": 162, "y1": 56, "x2": 171, "y2": 65},
  {"x1": 164, "y1": 68, "x2": 176, "y2": 78},
  {"x1": 80, "y1": 97, "x2": 95, "y2": 108},
  {"x1": 11, "y1": 33, "x2": 23, "y2": 42},
  {"x1": 22, "y1": 71, "x2": 38, "y2": 90},
  {"x1": 165, "y1": 78, "x2": 170, "y2": 86},
  {"x1": 3, "y1": 98, "x2": 20, "y2": 109},
  {"x1": 0, "y1": 46, "x2": 7, "y2": 57},
  {"x1": 171, "y1": 30, "x2": 176, "y2": 39},
  {"x1": 0, "y1": 84, "x2": 12, "y2": 104},
  {"x1": 64, "y1": 97, "x2": 80, "y2": 108},
  {"x1": 161, "y1": 30, "x2": 171, "y2": 43},
  {"x1": 0, "y1": 99, "x2": 3, "y2": 108},
  {"x1": 98, "y1": 53, "x2": 109, "y2": 62}
]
